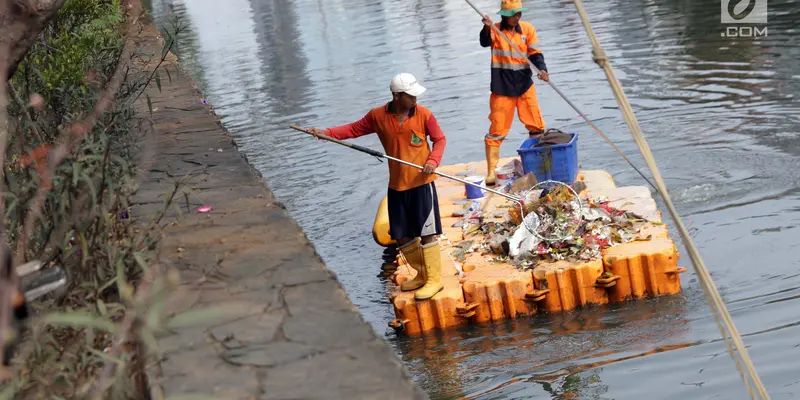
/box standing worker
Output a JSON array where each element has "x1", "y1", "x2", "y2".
[
  {"x1": 479, "y1": 0, "x2": 550, "y2": 185},
  {"x1": 309, "y1": 73, "x2": 448, "y2": 301}
]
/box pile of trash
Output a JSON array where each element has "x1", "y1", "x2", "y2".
[
  {"x1": 509, "y1": 202, "x2": 649, "y2": 267},
  {"x1": 450, "y1": 181, "x2": 654, "y2": 270}
]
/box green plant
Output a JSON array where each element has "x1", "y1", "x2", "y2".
[
  {"x1": 0, "y1": 0, "x2": 215, "y2": 398},
  {"x1": 12, "y1": 0, "x2": 125, "y2": 137}
]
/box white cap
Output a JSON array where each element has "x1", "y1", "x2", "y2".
[{"x1": 390, "y1": 73, "x2": 426, "y2": 97}]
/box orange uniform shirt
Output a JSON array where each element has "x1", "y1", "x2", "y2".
[{"x1": 325, "y1": 102, "x2": 447, "y2": 192}]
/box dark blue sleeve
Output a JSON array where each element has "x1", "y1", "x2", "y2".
[
  {"x1": 529, "y1": 53, "x2": 547, "y2": 72},
  {"x1": 480, "y1": 26, "x2": 492, "y2": 48}
]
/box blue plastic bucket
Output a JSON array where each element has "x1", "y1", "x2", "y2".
[
  {"x1": 465, "y1": 175, "x2": 485, "y2": 199},
  {"x1": 517, "y1": 132, "x2": 579, "y2": 185}
]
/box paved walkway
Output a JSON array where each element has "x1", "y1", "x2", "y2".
[{"x1": 131, "y1": 20, "x2": 426, "y2": 400}]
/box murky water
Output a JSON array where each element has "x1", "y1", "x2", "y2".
[{"x1": 147, "y1": 0, "x2": 800, "y2": 398}]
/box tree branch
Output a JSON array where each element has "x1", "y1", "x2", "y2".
[
  {"x1": 7, "y1": 81, "x2": 45, "y2": 143},
  {"x1": 0, "y1": 0, "x2": 68, "y2": 81},
  {"x1": 0, "y1": 56, "x2": 13, "y2": 379},
  {"x1": 13, "y1": 0, "x2": 143, "y2": 266}
]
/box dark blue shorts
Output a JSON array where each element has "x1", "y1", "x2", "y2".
[{"x1": 387, "y1": 182, "x2": 442, "y2": 240}]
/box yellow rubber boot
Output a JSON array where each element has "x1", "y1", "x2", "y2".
[
  {"x1": 414, "y1": 242, "x2": 444, "y2": 300},
  {"x1": 399, "y1": 238, "x2": 426, "y2": 291},
  {"x1": 485, "y1": 143, "x2": 500, "y2": 186}
]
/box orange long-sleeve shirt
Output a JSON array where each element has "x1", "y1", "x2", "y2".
[{"x1": 325, "y1": 102, "x2": 447, "y2": 191}]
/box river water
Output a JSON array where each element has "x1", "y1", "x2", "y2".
[{"x1": 147, "y1": 0, "x2": 800, "y2": 398}]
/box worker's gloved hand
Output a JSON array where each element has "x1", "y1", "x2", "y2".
[
  {"x1": 423, "y1": 161, "x2": 436, "y2": 174},
  {"x1": 308, "y1": 128, "x2": 326, "y2": 140},
  {"x1": 537, "y1": 71, "x2": 549, "y2": 82},
  {"x1": 481, "y1": 14, "x2": 493, "y2": 26}
]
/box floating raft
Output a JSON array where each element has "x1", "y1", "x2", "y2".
[{"x1": 375, "y1": 157, "x2": 687, "y2": 336}]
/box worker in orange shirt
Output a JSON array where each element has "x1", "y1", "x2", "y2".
[
  {"x1": 479, "y1": 0, "x2": 549, "y2": 185},
  {"x1": 310, "y1": 73, "x2": 448, "y2": 301}
]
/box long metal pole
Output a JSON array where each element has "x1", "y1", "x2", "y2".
[{"x1": 289, "y1": 124, "x2": 522, "y2": 202}]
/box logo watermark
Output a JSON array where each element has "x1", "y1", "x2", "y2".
[{"x1": 720, "y1": 0, "x2": 768, "y2": 38}]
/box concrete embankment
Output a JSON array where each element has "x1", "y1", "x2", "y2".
[{"x1": 130, "y1": 20, "x2": 426, "y2": 400}]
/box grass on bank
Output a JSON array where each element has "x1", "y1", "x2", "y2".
[{"x1": 1, "y1": 0, "x2": 220, "y2": 398}]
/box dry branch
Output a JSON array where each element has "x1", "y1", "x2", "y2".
[
  {"x1": 0, "y1": 0, "x2": 69, "y2": 81},
  {"x1": 0, "y1": 0, "x2": 143, "y2": 380},
  {"x1": 0, "y1": 1, "x2": 71, "y2": 362},
  {"x1": 13, "y1": 0, "x2": 143, "y2": 266},
  {"x1": 0, "y1": 43, "x2": 13, "y2": 379}
]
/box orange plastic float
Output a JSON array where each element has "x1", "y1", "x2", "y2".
[
  {"x1": 460, "y1": 260, "x2": 538, "y2": 324},
  {"x1": 374, "y1": 157, "x2": 687, "y2": 335},
  {"x1": 602, "y1": 238, "x2": 685, "y2": 302},
  {"x1": 389, "y1": 256, "x2": 470, "y2": 334},
  {"x1": 531, "y1": 259, "x2": 608, "y2": 313}
]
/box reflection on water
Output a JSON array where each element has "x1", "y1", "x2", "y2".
[
  {"x1": 395, "y1": 296, "x2": 693, "y2": 399},
  {"x1": 149, "y1": 0, "x2": 800, "y2": 398}
]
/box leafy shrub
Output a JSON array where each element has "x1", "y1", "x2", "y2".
[
  {"x1": 12, "y1": 0, "x2": 125, "y2": 134},
  {"x1": 1, "y1": 0, "x2": 185, "y2": 396}
]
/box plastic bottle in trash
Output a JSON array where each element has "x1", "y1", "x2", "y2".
[{"x1": 468, "y1": 200, "x2": 481, "y2": 214}]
